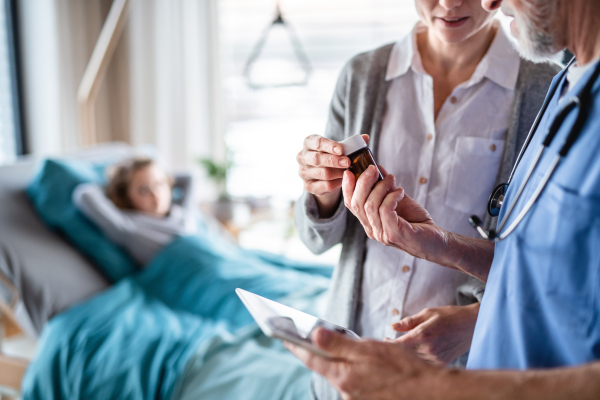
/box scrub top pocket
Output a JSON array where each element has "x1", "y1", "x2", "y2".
[
  {"x1": 445, "y1": 136, "x2": 505, "y2": 215},
  {"x1": 514, "y1": 181, "x2": 600, "y2": 336},
  {"x1": 541, "y1": 183, "x2": 600, "y2": 297}
]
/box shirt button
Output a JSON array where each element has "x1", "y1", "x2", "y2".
[
  {"x1": 426, "y1": 134, "x2": 433, "y2": 141},
  {"x1": 490, "y1": 144, "x2": 497, "y2": 152},
  {"x1": 450, "y1": 96, "x2": 458, "y2": 104},
  {"x1": 419, "y1": 177, "x2": 428, "y2": 184},
  {"x1": 402, "y1": 265, "x2": 410, "y2": 273},
  {"x1": 391, "y1": 309, "x2": 400, "y2": 316}
]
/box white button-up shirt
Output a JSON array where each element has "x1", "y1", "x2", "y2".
[{"x1": 360, "y1": 21, "x2": 520, "y2": 340}]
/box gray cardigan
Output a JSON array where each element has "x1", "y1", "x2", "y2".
[{"x1": 294, "y1": 43, "x2": 560, "y2": 400}]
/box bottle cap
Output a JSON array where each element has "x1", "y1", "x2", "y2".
[{"x1": 339, "y1": 134, "x2": 367, "y2": 156}]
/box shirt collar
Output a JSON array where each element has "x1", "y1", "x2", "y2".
[
  {"x1": 385, "y1": 22, "x2": 425, "y2": 81},
  {"x1": 385, "y1": 20, "x2": 520, "y2": 91}
]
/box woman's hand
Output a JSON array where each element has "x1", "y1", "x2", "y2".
[
  {"x1": 297, "y1": 134, "x2": 369, "y2": 217},
  {"x1": 389, "y1": 303, "x2": 480, "y2": 365}
]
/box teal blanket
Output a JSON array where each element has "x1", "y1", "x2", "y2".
[{"x1": 22, "y1": 235, "x2": 331, "y2": 400}]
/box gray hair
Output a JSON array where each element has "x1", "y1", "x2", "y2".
[{"x1": 503, "y1": 0, "x2": 561, "y2": 63}]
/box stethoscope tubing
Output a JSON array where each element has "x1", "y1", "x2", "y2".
[
  {"x1": 474, "y1": 58, "x2": 600, "y2": 242},
  {"x1": 505, "y1": 58, "x2": 577, "y2": 185},
  {"x1": 495, "y1": 97, "x2": 581, "y2": 237},
  {"x1": 495, "y1": 144, "x2": 545, "y2": 233},
  {"x1": 497, "y1": 154, "x2": 560, "y2": 241}
]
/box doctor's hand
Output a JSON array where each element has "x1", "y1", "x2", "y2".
[
  {"x1": 341, "y1": 167, "x2": 448, "y2": 262},
  {"x1": 297, "y1": 134, "x2": 370, "y2": 218},
  {"x1": 284, "y1": 327, "x2": 443, "y2": 400},
  {"x1": 389, "y1": 303, "x2": 480, "y2": 365}
]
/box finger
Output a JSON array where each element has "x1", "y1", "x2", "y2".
[
  {"x1": 284, "y1": 341, "x2": 340, "y2": 377},
  {"x1": 341, "y1": 170, "x2": 356, "y2": 209},
  {"x1": 393, "y1": 334, "x2": 421, "y2": 349},
  {"x1": 299, "y1": 166, "x2": 345, "y2": 182},
  {"x1": 299, "y1": 150, "x2": 350, "y2": 169},
  {"x1": 392, "y1": 312, "x2": 426, "y2": 332},
  {"x1": 394, "y1": 193, "x2": 433, "y2": 224},
  {"x1": 312, "y1": 328, "x2": 360, "y2": 360},
  {"x1": 379, "y1": 188, "x2": 406, "y2": 245},
  {"x1": 364, "y1": 174, "x2": 397, "y2": 241},
  {"x1": 350, "y1": 165, "x2": 381, "y2": 232},
  {"x1": 305, "y1": 135, "x2": 344, "y2": 155},
  {"x1": 361, "y1": 134, "x2": 370, "y2": 146},
  {"x1": 352, "y1": 165, "x2": 383, "y2": 200},
  {"x1": 305, "y1": 179, "x2": 344, "y2": 196}
]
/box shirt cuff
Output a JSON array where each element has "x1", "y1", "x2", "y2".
[{"x1": 303, "y1": 192, "x2": 347, "y2": 227}]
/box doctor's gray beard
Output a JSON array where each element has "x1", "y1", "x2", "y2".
[{"x1": 502, "y1": 0, "x2": 562, "y2": 63}]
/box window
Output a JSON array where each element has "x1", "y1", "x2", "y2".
[
  {"x1": 219, "y1": 0, "x2": 420, "y2": 203},
  {"x1": 0, "y1": 0, "x2": 24, "y2": 165}
]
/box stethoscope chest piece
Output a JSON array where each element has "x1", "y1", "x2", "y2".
[{"x1": 488, "y1": 183, "x2": 508, "y2": 217}]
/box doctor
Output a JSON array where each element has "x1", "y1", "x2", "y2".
[{"x1": 286, "y1": 0, "x2": 600, "y2": 398}]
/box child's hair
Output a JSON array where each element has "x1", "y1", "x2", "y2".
[{"x1": 106, "y1": 157, "x2": 169, "y2": 210}]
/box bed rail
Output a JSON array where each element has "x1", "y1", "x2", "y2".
[
  {"x1": 0, "y1": 269, "x2": 26, "y2": 396},
  {"x1": 0, "y1": 270, "x2": 21, "y2": 338},
  {"x1": 0, "y1": 354, "x2": 27, "y2": 396}
]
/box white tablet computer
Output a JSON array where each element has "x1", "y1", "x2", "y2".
[{"x1": 236, "y1": 288, "x2": 360, "y2": 359}]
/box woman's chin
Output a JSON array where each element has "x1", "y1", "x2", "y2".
[{"x1": 433, "y1": 30, "x2": 472, "y2": 45}]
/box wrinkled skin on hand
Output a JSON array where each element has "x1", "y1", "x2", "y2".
[
  {"x1": 284, "y1": 328, "x2": 443, "y2": 400},
  {"x1": 390, "y1": 303, "x2": 480, "y2": 365},
  {"x1": 341, "y1": 166, "x2": 450, "y2": 263}
]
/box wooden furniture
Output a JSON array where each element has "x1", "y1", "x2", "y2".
[
  {"x1": 0, "y1": 271, "x2": 27, "y2": 398},
  {"x1": 77, "y1": 0, "x2": 130, "y2": 146}
]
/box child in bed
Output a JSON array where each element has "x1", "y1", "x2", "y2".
[{"x1": 73, "y1": 157, "x2": 198, "y2": 265}]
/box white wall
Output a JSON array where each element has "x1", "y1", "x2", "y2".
[{"x1": 129, "y1": 0, "x2": 223, "y2": 198}]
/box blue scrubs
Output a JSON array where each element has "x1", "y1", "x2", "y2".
[{"x1": 468, "y1": 61, "x2": 600, "y2": 370}]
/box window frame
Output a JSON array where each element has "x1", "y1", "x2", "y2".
[{"x1": 3, "y1": 0, "x2": 26, "y2": 155}]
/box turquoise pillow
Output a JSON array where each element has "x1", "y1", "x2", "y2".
[{"x1": 27, "y1": 159, "x2": 137, "y2": 282}]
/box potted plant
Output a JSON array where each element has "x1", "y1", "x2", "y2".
[{"x1": 198, "y1": 156, "x2": 234, "y2": 222}]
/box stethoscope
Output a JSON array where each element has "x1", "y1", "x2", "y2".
[{"x1": 469, "y1": 58, "x2": 600, "y2": 242}]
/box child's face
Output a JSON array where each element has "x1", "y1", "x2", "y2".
[{"x1": 127, "y1": 165, "x2": 172, "y2": 216}]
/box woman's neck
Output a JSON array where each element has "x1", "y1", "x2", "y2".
[
  {"x1": 418, "y1": 22, "x2": 497, "y2": 78},
  {"x1": 417, "y1": 22, "x2": 498, "y2": 120}
]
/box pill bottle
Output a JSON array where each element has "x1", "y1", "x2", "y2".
[{"x1": 339, "y1": 134, "x2": 384, "y2": 182}]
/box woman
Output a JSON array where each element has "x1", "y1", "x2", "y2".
[
  {"x1": 294, "y1": 0, "x2": 559, "y2": 390},
  {"x1": 73, "y1": 157, "x2": 198, "y2": 265}
]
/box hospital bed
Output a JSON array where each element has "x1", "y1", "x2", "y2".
[
  {"x1": 0, "y1": 143, "x2": 331, "y2": 399},
  {"x1": 0, "y1": 144, "x2": 135, "y2": 396}
]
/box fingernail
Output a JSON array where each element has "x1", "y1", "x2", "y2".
[
  {"x1": 365, "y1": 165, "x2": 374, "y2": 176},
  {"x1": 340, "y1": 158, "x2": 349, "y2": 167},
  {"x1": 317, "y1": 328, "x2": 332, "y2": 346},
  {"x1": 334, "y1": 146, "x2": 342, "y2": 155}
]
